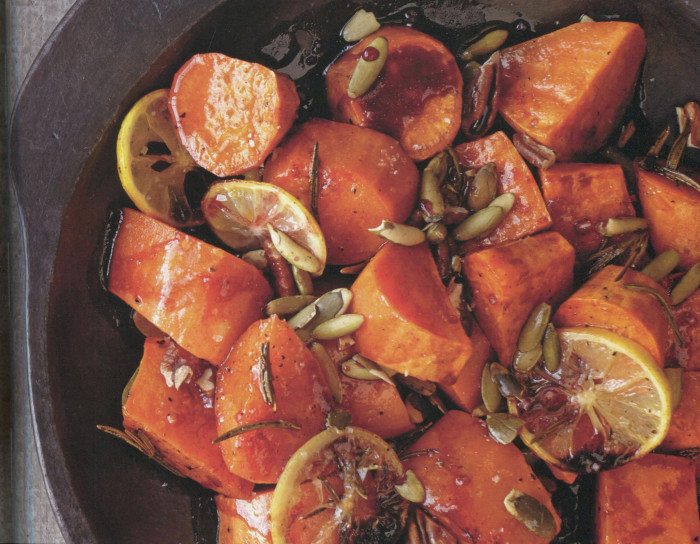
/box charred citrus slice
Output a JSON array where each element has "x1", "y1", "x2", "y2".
[
  {"x1": 116, "y1": 89, "x2": 204, "y2": 227},
  {"x1": 202, "y1": 181, "x2": 326, "y2": 275},
  {"x1": 270, "y1": 426, "x2": 409, "y2": 544},
  {"x1": 509, "y1": 327, "x2": 672, "y2": 473}
]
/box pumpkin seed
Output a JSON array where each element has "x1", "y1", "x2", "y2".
[
  {"x1": 488, "y1": 192, "x2": 515, "y2": 214},
  {"x1": 623, "y1": 283, "x2": 682, "y2": 345},
  {"x1": 481, "y1": 363, "x2": 503, "y2": 412},
  {"x1": 467, "y1": 162, "x2": 498, "y2": 211},
  {"x1": 486, "y1": 412, "x2": 524, "y2": 444},
  {"x1": 641, "y1": 249, "x2": 680, "y2": 281},
  {"x1": 348, "y1": 36, "x2": 388, "y2": 99},
  {"x1": 267, "y1": 224, "x2": 323, "y2": 275},
  {"x1": 513, "y1": 345, "x2": 543, "y2": 373},
  {"x1": 471, "y1": 404, "x2": 489, "y2": 417},
  {"x1": 342, "y1": 9, "x2": 381, "y2": 42},
  {"x1": 287, "y1": 288, "x2": 352, "y2": 330},
  {"x1": 598, "y1": 216, "x2": 648, "y2": 237},
  {"x1": 459, "y1": 28, "x2": 509, "y2": 61},
  {"x1": 664, "y1": 368, "x2": 684, "y2": 411},
  {"x1": 312, "y1": 313, "x2": 365, "y2": 340},
  {"x1": 242, "y1": 167, "x2": 262, "y2": 181},
  {"x1": 504, "y1": 489, "x2": 557, "y2": 539},
  {"x1": 309, "y1": 341, "x2": 343, "y2": 404},
  {"x1": 453, "y1": 205, "x2": 504, "y2": 241},
  {"x1": 395, "y1": 470, "x2": 425, "y2": 503},
  {"x1": 266, "y1": 294, "x2": 317, "y2": 316},
  {"x1": 490, "y1": 362, "x2": 525, "y2": 398},
  {"x1": 670, "y1": 261, "x2": 700, "y2": 305},
  {"x1": 405, "y1": 394, "x2": 425, "y2": 424},
  {"x1": 213, "y1": 420, "x2": 301, "y2": 444},
  {"x1": 241, "y1": 249, "x2": 268, "y2": 269},
  {"x1": 341, "y1": 355, "x2": 395, "y2": 384},
  {"x1": 292, "y1": 266, "x2": 314, "y2": 296},
  {"x1": 326, "y1": 409, "x2": 352, "y2": 431},
  {"x1": 512, "y1": 132, "x2": 556, "y2": 170},
  {"x1": 369, "y1": 219, "x2": 426, "y2": 246},
  {"x1": 426, "y1": 222, "x2": 448, "y2": 244},
  {"x1": 420, "y1": 154, "x2": 448, "y2": 221},
  {"x1": 542, "y1": 323, "x2": 561, "y2": 372},
  {"x1": 132, "y1": 311, "x2": 166, "y2": 338},
  {"x1": 518, "y1": 303, "x2": 552, "y2": 353},
  {"x1": 397, "y1": 374, "x2": 437, "y2": 396},
  {"x1": 579, "y1": 14, "x2": 596, "y2": 23}
]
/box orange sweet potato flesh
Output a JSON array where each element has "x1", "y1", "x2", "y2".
[
  {"x1": 539, "y1": 163, "x2": 635, "y2": 258},
  {"x1": 350, "y1": 242, "x2": 472, "y2": 383},
  {"x1": 499, "y1": 22, "x2": 646, "y2": 161},
  {"x1": 403, "y1": 410, "x2": 560, "y2": 543},
  {"x1": 662, "y1": 371, "x2": 700, "y2": 450},
  {"x1": 673, "y1": 290, "x2": 700, "y2": 370},
  {"x1": 636, "y1": 164, "x2": 700, "y2": 270},
  {"x1": 439, "y1": 320, "x2": 493, "y2": 412},
  {"x1": 463, "y1": 231, "x2": 575, "y2": 366},
  {"x1": 455, "y1": 131, "x2": 552, "y2": 249},
  {"x1": 170, "y1": 52, "x2": 299, "y2": 177},
  {"x1": 553, "y1": 265, "x2": 673, "y2": 366},
  {"x1": 108, "y1": 208, "x2": 272, "y2": 366},
  {"x1": 215, "y1": 316, "x2": 331, "y2": 484},
  {"x1": 264, "y1": 119, "x2": 419, "y2": 265},
  {"x1": 596, "y1": 453, "x2": 700, "y2": 544},
  {"x1": 216, "y1": 491, "x2": 273, "y2": 544},
  {"x1": 122, "y1": 338, "x2": 253, "y2": 498},
  {"x1": 326, "y1": 26, "x2": 462, "y2": 161}
]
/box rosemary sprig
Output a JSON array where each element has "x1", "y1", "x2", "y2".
[
  {"x1": 259, "y1": 341, "x2": 276, "y2": 410},
  {"x1": 309, "y1": 141, "x2": 320, "y2": 217},
  {"x1": 623, "y1": 283, "x2": 682, "y2": 345},
  {"x1": 213, "y1": 420, "x2": 300, "y2": 444}
]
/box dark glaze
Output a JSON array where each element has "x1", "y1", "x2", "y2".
[{"x1": 350, "y1": 44, "x2": 461, "y2": 140}]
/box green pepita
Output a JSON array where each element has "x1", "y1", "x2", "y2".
[
  {"x1": 488, "y1": 192, "x2": 515, "y2": 214},
  {"x1": 453, "y1": 205, "x2": 504, "y2": 241},
  {"x1": 287, "y1": 288, "x2": 352, "y2": 330},
  {"x1": 395, "y1": 470, "x2": 425, "y2": 503},
  {"x1": 490, "y1": 362, "x2": 525, "y2": 398},
  {"x1": 641, "y1": 249, "x2": 680, "y2": 282},
  {"x1": 486, "y1": 412, "x2": 524, "y2": 444},
  {"x1": 598, "y1": 216, "x2": 648, "y2": 237},
  {"x1": 518, "y1": 302, "x2": 552, "y2": 353},
  {"x1": 312, "y1": 313, "x2": 365, "y2": 340},
  {"x1": 513, "y1": 345, "x2": 543, "y2": 373},
  {"x1": 459, "y1": 28, "x2": 509, "y2": 61},
  {"x1": 309, "y1": 342, "x2": 343, "y2": 405},
  {"x1": 503, "y1": 489, "x2": 557, "y2": 539},
  {"x1": 266, "y1": 295, "x2": 318, "y2": 316},
  {"x1": 670, "y1": 261, "x2": 700, "y2": 305},
  {"x1": 342, "y1": 9, "x2": 381, "y2": 42},
  {"x1": 267, "y1": 224, "x2": 323, "y2": 276},
  {"x1": 426, "y1": 222, "x2": 448, "y2": 244},
  {"x1": 369, "y1": 220, "x2": 426, "y2": 246},
  {"x1": 467, "y1": 162, "x2": 498, "y2": 211},
  {"x1": 481, "y1": 363, "x2": 503, "y2": 413},
  {"x1": 664, "y1": 367, "x2": 684, "y2": 411},
  {"x1": 241, "y1": 249, "x2": 268, "y2": 269},
  {"x1": 348, "y1": 36, "x2": 388, "y2": 99},
  {"x1": 542, "y1": 323, "x2": 561, "y2": 372}
]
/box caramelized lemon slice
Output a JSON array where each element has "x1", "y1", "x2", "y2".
[
  {"x1": 117, "y1": 89, "x2": 204, "y2": 227},
  {"x1": 509, "y1": 327, "x2": 672, "y2": 473},
  {"x1": 270, "y1": 426, "x2": 409, "y2": 544},
  {"x1": 202, "y1": 181, "x2": 326, "y2": 275}
]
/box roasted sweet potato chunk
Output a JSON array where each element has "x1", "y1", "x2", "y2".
[
  {"x1": 122, "y1": 338, "x2": 253, "y2": 498},
  {"x1": 539, "y1": 163, "x2": 635, "y2": 258},
  {"x1": 455, "y1": 131, "x2": 552, "y2": 249},
  {"x1": 673, "y1": 290, "x2": 700, "y2": 370},
  {"x1": 264, "y1": 119, "x2": 419, "y2": 265},
  {"x1": 499, "y1": 22, "x2": 646, "y2": 160},
  {"x1": 596, "y1": 454, "x2": 700, "y2": 543},
  {"x1": 553, "y1": 265, "x2": 673, "y2": 366},
  {"x1": 463, "y1": 232, "x2": 575, "y2": 365},
  {"x1": 350, "y1": 242, "x2": 473, "y2": 383},
  {"x1": 326, "y1": 26, "x2": 462, "y2": 161},
  {"x1": 636, "y1": 164, "x2": 700, "y2": 270},
  {"x1": 215, "y1": 316, "x2": 332, "y2": 484},
  {"x1": 108, "y1": 208, "x2": 273, "y2": 365},
  {"x1": 403, "y1": 410, "x2": 560, "y2": 543},
  {"x1": 662, "y1": 371, "x2": 700, "y2": 450},
  {"x1": 216, "y1": 491, "x2": 273, "y2": 544}
]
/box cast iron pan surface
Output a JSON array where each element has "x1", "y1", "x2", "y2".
[{"x1": 10, "y1": 0, "x2": 700, "y2": 542}]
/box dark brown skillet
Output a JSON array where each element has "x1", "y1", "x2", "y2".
[{"x1": 9, "y1": 0, "x2": 699, "y2": 542}]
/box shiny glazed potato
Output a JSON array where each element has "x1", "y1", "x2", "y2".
[
  {"x1": 455, "y1": 131, "x2": 552, "y2": 249},
  {"x1": 215, "y1": 316, "x2": 332, "y2": 484},
  {"x1": 662, "y1": 371, "x2": 700, "y2": 450},
  {"x1": 554, "y1": 265, "x2": 673, "y2": 366},
  {"x1": 463, "y1": 231, "x2": 575, "y2": 366},
  {"x1": 108, "y1": 208, "x2": 273, "y2": 366},
  {"x1": 216, "y1": 491, "x2": 273, "y2": 544},
  {"x1": 264, "y1": 119, "x2": 419, "y2": 265},
  {"x1": 326, "y1": 25, "x2": 462, "y2": 161},
  {"x1": 499, "y1": 22, "x2": 646, "y2": 161},
  {"x1": 636, "y1": 163, "x2": 700, "y2": 270},
  {"x1": 403, "y1": 410, "x2": 560, "y2": 543},
  {"x1": 123, "y1": 338, "x2": 254, "y2": 498},
  {"x1": 672, "y1": 289, "x2": 700, "y2": 370},
  {"x1": 350, "y1": 242, "x2": 473, "y2": 383},
  {"x1": 596, "y1": 454, "x2": 700, "y2": 543}
]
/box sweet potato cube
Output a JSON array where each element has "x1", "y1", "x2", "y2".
[
  {"x1": 539, "y1": 163, "x2": 635, "y2": 258},
  {"x1": 439, "y1": 321, "x2": 493, "y2": 412},
  {"x1": 350, "y1": 242, "x2": 473, "y2": 383},
  {"x1": 215, "y1": 316, "x2": 332, "y2": 484},
  {"x1": 122, "y1": 338, "x2": 253, "y2": 498},
  {"x1": 637, "y1": 164, "x2": 700, "y2": 270},
  {"x1": 596, "y1": 453, "x2": 700, "y2": 543},
  {"x1": 108, "y1": 208, "x2": 273, "y2": 365},
  {"x1": 553, "y1": 265, "x2": 673, "y2": 366},
  {"x1": 663, "y1": 371, "x2": 700, "y2": 450},
  {"x1": 463, "y1": 232, "x2": 575, "y2": 366},
  {"x1": 674, "y1": 290, "x2": 700, "y2": 370},
  {"x1": 455, "y1": 131, "x2": 552, "y2": 249},
  {"x1": 216, "y1": 491, "x2": 273, "y2": 544},
  {"x1": 403, "y1": 410, "x2": 560, "y2": 543},
  {"x1": 499, "y1": 22, "x2": 646, "y2": 161}
]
